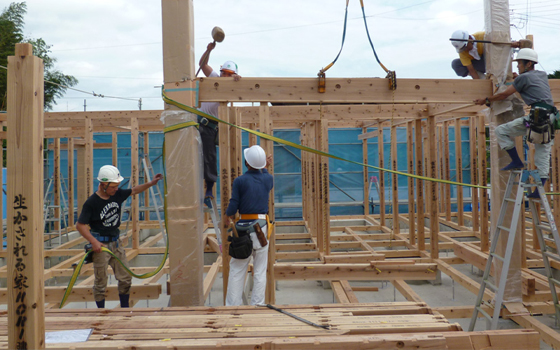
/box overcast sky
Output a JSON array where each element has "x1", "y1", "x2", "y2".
[{"x1": 14, "y1": 0, "x2": 560, "y2": 112}]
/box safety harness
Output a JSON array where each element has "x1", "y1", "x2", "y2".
[{"x1": 525, "y1": 102, "x2": 559, "y2": 145}]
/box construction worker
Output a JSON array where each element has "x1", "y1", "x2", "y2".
[
  {"x1": 474, "y1": 48, "x2": 559, "y2": 198},
  {"x1": 76, "y1": 165, "x2": 163, "y2": 308},
  {"x1": 451, "y1": 30, "x2": 521, "y2": 79},
  {"x1": 198, "y1": 42, "x2": 241, "y2": 203},
  {"x1": 225, "y1": 145, "x2": 274, "y2": 306}
]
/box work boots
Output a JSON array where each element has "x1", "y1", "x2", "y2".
[
  {"x1": 502, "y1": 148, "x2": 525, "y2": 171},
  {"x1": 527, "y1": 178, "x2": 547, "y2": 199},
  {"x1": 95, "y1": 299, "x2": 105, "y2": 308},
  {"x1": 205, "y1": 180, "x2": 215, "y2": 199},
  {"x1": 119, "y1": 294, "x2": 130, "y2": 308}
]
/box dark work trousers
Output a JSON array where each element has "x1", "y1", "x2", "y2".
[
  {"x1": 199, "y1": 124, "x2": 218, "y2": 183},
  {"x1": 451, "y1": 54, "x2": 486, "y2": 77}
]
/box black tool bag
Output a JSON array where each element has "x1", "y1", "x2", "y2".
[
  {"x1": 526, "y1": 105, "x2": 555, "y2": 144},
  {"x1": 228, "y1": 234, "x2": 253, "y2": 259}
]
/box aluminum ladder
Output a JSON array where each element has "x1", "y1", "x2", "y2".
[
  {"x1": 469, "y1": 169, "x2": 560, "y2": 330},
  {"x1": 204, "y1": 194, "x2": 222, "y2": 247}
]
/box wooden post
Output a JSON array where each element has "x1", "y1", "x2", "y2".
[
  {"x1": 7, "y1": 42, "x2": 45, "y2": 350},
  {"x1": 219, "y1": 103, "x2": 231, "y2": 304},
  {"x1": 112, "y1": 131, "x2": 118, "y2": 167},
  {"x1": 438, "y1": 126, "x2": 445, "y2": 214},
  {"x1": 0, "y1": 121, "x2": 3, "y2": 251},
  {"x1": 469, "y1": 117, "x2": 479, "y2": 232},
  {"x1": 406, "y1": 121, "x2": 415, "y2": 245},
  {"x1": 478, "y1": 115, "x2": 489, "y2": 251},
  {"x1": 377, "y1": 122, "x2": 386, "y2": 226},
  {"x1": 390, "y1": 125, "x2": 399, "y2": 234},
  {"x1": 415, "y1": 118, "x2": 425, "y2": 251},
  {"x1": 454, "y1": 119, "x2": 464, "y2": 226},
  {"x1": 53, "y1": 138, "x2": 61, "y2": 233},
  {"x1": 427, "y1": 115, "x2": 439, "y2": 259},
  {"x1": 362, "y1": 127, "x2": 369, "y2": 216},
  {"x1": 443, "y1": 122, "x2": 451, "y2": 221},
  {"x1": 317, "y1": 120, "x2": 330, "y2": 257},
  {"x1": 259, "y1": 102, "x2": 276, "y2": 303},
  {"x1": 130, "y1": 117, "x2": 139, "y2": 248},
  {"x1": 308, "y1": 122, "x2": 317, "y2": 236},
  {"x1": 143, "y1": 132, "x2": 150, "y2": 221},
  {"x1": 67, "y1": 138, "x2": 75, "y2": 227},
  {"x1": 162, "y1": 0, "x2": 203, "y2": 306}
]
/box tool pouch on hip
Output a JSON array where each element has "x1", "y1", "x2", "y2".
[
  {"x1": 228, "y1": 234, "x2": 252, "y2": 259},
  {"x1": 526, "y1": 106, "x2": 554, "y2": 144}
]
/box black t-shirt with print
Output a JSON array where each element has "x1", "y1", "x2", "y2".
[{"x1": 78, "y1": 188, "x2": 132, "y2": 237}]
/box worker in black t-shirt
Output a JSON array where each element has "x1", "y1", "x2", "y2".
[{"x1": 76, "y1": 165, "x2": 163, "y2": 308}]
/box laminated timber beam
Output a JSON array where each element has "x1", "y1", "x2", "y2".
[
  {"x1": 274, "y1": 262, "x2": 437, "y2": 280},
  {"x1": 197, "y1": 77, "x2": 493, "y2": 103}
]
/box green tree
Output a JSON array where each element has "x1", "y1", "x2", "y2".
[
  {"x1": 548, "y1": 70, "x2": 560, "y2": 79},
  {"x1": 0, "y1": 2, "x2": 78, "y2": 111}
]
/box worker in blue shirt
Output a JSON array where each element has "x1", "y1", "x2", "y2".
[{"x1": 225, "y1": 145, "x2": 274, "y2": 306}]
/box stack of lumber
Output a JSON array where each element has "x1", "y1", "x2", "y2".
[{"x1": 0, "y1": 302, "x2": 539, "y2": 349}]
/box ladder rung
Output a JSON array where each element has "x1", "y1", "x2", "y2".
[
  {"x1": 497, "y1": 225, "x2": 511, "y2": 233},
  {"x1": 490, "y1": 253, "x2": 505, "y2": 262},
  {"x1": 543, "y1": 251, "x2": 560, "y2": 262},
  {"x1": 484, "y1": 280, "x2": 498, "y2": 292},
  {"x1": 537, "y1": 224, "x2": 553, "y2": 233},
  {"x1": 504, "y1": 198, "x2": 516, "y2": 203},
  {"x1": 476, "y1": 307, "x2": 493, "y2": 321},
  {"x1": 549, "y1": 278, "x2": 560, "y2": 286}
]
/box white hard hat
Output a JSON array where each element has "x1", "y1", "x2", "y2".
[
  {"x1": 514, "y1": 48, "x2": 538, "y2": 63},
  {"x1": 220, "y1": 60, "x2": 238, "y2": 74},
  {"x1": 97, "y1": 165, "x2": 124, "y2": 183},
  {"x1": 451, "y1": 30, "x2": 470, "y2": 53},
  {"x1": 244, "y1": 145, "x2": 266, "y2": 169}
]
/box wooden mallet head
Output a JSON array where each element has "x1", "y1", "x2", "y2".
[{"x1": 211, "y1": 26, "x2": 225, "y2": 43}]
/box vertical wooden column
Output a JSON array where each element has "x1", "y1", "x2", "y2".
[
  {"x1": 259, "y1": 102, "x2": 276, "y2": 303},
  {"x1": 478, "y1": 115, "x2": 489, "y2": 251},
  {"x1": 316, "y1": 120, "x2": 330, "y2": 257},
  {"x1": 143, "y1": 132, "x2": 150, "y2": 221},
  {"x1": 53, "y1": 138, "x2": 61, "y2": 232},
  {"x1": 112, "y1": 131, "x2": 118, "y2": 167},
  {"x1": 443, "y1": 122, "x2": 451, "y2": 221},
  {"x1": 415, "y1": 118, "x2": 425, "y2": 251},
  {"x1": 390, "y1": 125, "x2": 399, "y2": 234},
  {"x1": 406, "y1": 121, "x2": 415, "y2": 245},
  {"x1": 437, "y1": 126, "x2": 445, "y2": 214},
  {"x1": 427, "y1": 115, "x2": 439, "y2": 259},
  {"x1": 553, "y1": 137, "x2": 560, "y2": 242},
  {"x1": 84, "y1": 116, "x2": 93, "y2": 203},
  {"x1": 454, "y1": 119, "x2": 464, "y2": 226},
  {"x1": 230, "y1": 107, "x2": 241, "y2": 181},
  {"x1": 377, "y1": 122, "x2": 386, "y2": 226},
  {"x1": 362, "y1": 127, "x2": 369, "y2": 216},
  {"x1": 162, "y1": 0, "x2": 203, "y2": 306},
  {"x1": 7, "y1": 42, "x2": 45, "y2": 350},
  {"x1": 130, "y1": 117, "x2": 139, "y2": 248},
  {"x1": 219, "y1": 103, "x2": 232, "y2": 304},
  {"x1": 0, "y1": 121, "x2": 3, "y2": 250},
  {"x1": 308, "y1": 123, "x2": 317, "y2": 236},
  {"x1": 68, "y1": 138, "x2": 75, "y2": 227},
  {"x1": 249, "y1": 123, "x2": 258, "y2": 146},
  {"x1": 469, "y1": 117, "x2": 479, "y2": 231},
  {"x1": 301, "y1": 124, "x2": 309, "y2": 224}
]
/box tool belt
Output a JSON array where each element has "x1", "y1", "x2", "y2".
[
  {"x1": 91, "y1": 232, "x2": 119, "y2": 243},
  {"x1": 197, "y1": 115, "x2": 218, "y2": 130},
  {"x1": 525, "y1": 102, "x2": 558, "y2": 145},
  {"x1": 239, "y1": 214, "x2": 273, "y2": 239},
  {"x1": 236, "y1": 219, "x2": 268, "y2": 248}
]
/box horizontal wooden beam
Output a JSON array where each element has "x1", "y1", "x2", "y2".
[
  {"x1": 0, "y1": 284, "x2": 162, "y2": 304},
  {"x1": 274, "y1": 263, "x2": 438, "y2": 280},
  {"x1": 197, "y1": 77, "x2": 493, "y2": 103}
]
